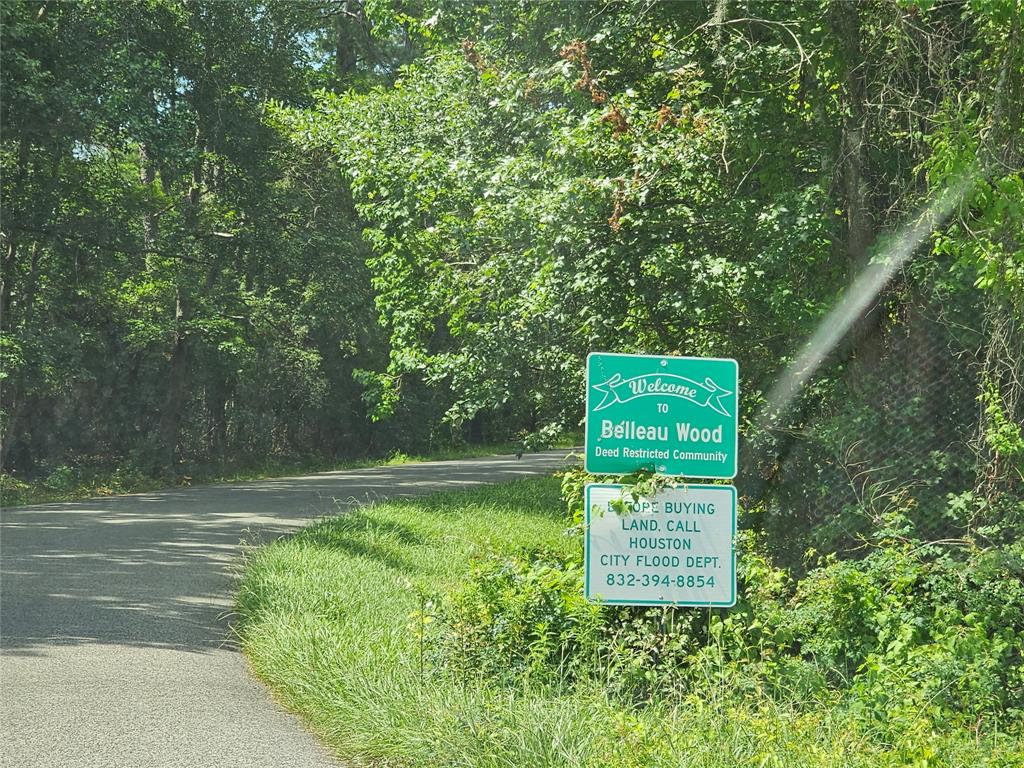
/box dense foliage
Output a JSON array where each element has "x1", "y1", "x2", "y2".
[
  {"x1": 430, "y1": 474, "x2": 1024, "y2": 746},
  {"x1": 2, "y1": 0, "x2": 507, "y2": 492},
  {"x1": 2, "y1": 0, "x2": 384, "y2": 486},
  {"x1": 3, "y1": 0, "x2": 1021, "y2": 505},
  {"x1": 5, "y1": 0, "x2": 1022, "y2": 762},
  {"x1": 236, "y1": 477, "x2": 1023, "y2": 767},
  {"x1": 286, "y1": 0, "x2": 1024, "y2": 758}
]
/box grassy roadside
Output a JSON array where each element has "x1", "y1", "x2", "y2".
[
  {"x1": 234, "y1": 477, "x2": 1021, "y2": 768},
  {"x1": 0, "y1": 440, "x2": 572, "y2": 507}
]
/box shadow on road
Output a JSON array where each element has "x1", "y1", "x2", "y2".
[{"x1": 0, "y1": 452, "x2": 571, "y2": 656}]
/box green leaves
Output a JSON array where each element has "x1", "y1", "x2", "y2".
[{"x1": 286, "y1": 14, "x2": 841, "y2": 439}]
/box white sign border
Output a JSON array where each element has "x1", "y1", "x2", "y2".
[
  {"x1": 584, "y1": 482, "x2": 737, "y2": 607},
  {"x1": 583, "y1": 351, "x2": 740, "y2": 480}
]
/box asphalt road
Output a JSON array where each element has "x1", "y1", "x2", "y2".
[{"x1": 0, "y1": 451, "x2": 572, "y2": 767}]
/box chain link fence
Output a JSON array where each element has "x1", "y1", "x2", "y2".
[{"x1": 742, "y1": 282, "x2": 1022, "y2": 571}]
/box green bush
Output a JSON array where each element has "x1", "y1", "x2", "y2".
[
  {"x1": 43, "y1": 464, "x2": 77, "y2": 492},
  {"x1": 430, "y1": 474, "x2": 1024, "y2": 737},
  {"x1": 431, "y1": 552, "x2": 598, "y2": 686},
  {"x1": 432, "y1": 531, "x2": 795, "y2": 702}
]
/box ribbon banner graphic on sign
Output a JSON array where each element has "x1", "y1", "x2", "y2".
[
  {"x1": 585, "y1": 353, "x2": 738, "y2": 479},
  {"x1": 591, "y1": 373, "x2": 733, "y2": 417}
]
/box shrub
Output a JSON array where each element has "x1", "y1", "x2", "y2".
[{"x1": 429, "y1": 473, "x2": 1024, "y2": 736}]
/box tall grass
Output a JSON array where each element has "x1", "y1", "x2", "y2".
[{"x1": 235, "y1": 478, "x2": 1021, "y2": 767}]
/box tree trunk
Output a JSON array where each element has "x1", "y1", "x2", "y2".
[
  {"x1": 334, "y1": 1, "x2": 358, "y2": 86},
  {"x1": 208, "y1": 378, "x2": 229, "y2": 459},
  {"x1": 0, "y1": 234, "x2": 15, "y2": 339},
  {"x1": 834, "y1": 2, "x2": 873, "y2": 280},
  {"x1": 139, "y1": 142, "x2": 157, "y2": 250},
  {"x1": 832, "y1": 1, "x2": 882, "y2": 371},
  {"x1": 158, "y1": 287, "x2": 188, "y2": 474},
  {"x1": 0, "y1": 136, "x2": 29, "y2": 323},
  {"x1": 468, "y1": 412, "x2": 484, "y2": 445}
]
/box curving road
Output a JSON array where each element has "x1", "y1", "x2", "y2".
[{"x1": 0, "y1": 451, "x2": 572, "y2": 767}]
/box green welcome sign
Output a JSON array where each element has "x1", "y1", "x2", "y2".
[{"x1": 585, "y1": 352, "x2": 739, "y2": 479}]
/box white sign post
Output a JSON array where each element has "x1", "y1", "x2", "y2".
[{"x1": 585, "y1": 483, "x2": 736, "y2": 606}]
